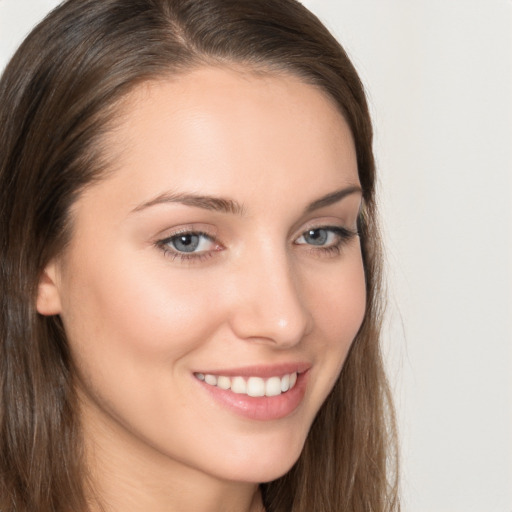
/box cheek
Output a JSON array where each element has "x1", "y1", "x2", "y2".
[
  {"x1": 58, "y1": 248, "x2": 224, "y2": 376},
  {"x1": 316, "y1": 250, "x2": 365, "y2": 329},
  {"x1": 57, "y1": 252, "x2": 229, "y2": 443},
  {"x1": 306, "y1": 249, "x2": 367, "y2": 379}
]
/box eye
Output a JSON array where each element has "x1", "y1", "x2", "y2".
[
  {"x1": 295, "y1": 226, "x2": 357, "y2": 255},
  {"x1": 168, "y1": 233, "x2": 212, "y2": 253},
  {"x1": 297, "y1": 228, "x2": 337, "y2": 246},
  {"x1": 157, "y1": 230, "x2": 221, "y2": 261}
]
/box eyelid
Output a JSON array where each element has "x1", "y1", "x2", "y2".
[
  {"x1": 153, "y1": 223, "x2": 218, "y2": 241},
  {"x1": 294, "y1": 225, "x2": 357, "y2": 242},
  {"x1": 293, "y1": 216, "x2": 358, "y2": 238},
  {"x1": 293, "y1": 224, "x2": 359, "y2": 259},
  {"x1": 154, "y1": 225, "x2": 223, "y2": 262}
]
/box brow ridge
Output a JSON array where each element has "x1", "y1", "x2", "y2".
[
  {"x1": 132, "y1": 184, "x2": 361, "y2": 216},
  {"x1": 305, "y1": 185, "x2": 362, "y2": 213},
  {"x1": 132, "y1": 192, "x2": 245, "y2": 215}
]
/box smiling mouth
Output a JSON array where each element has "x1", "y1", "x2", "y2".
[{"x1": 194, "y1": 372, "x2": 298, "y2": 397}]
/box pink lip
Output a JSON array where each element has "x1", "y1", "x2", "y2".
[
  {"x1": 194, "y1": 366, "x2": 310, "y2": 421},
  {"x1": 194, "y1": 362, "x2": 311, "y2": 378}
]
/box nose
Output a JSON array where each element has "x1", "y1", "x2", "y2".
[{"x1": 227, "y1": 247, "x2": 313, "y2": 348}]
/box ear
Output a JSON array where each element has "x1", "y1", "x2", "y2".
[{"x1": 36, "y1": 261, "x2": 62, "y2": 316}]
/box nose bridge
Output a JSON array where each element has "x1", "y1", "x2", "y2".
[{"x1": 228, "y1": 241, "x2": 312, "y2": 346}]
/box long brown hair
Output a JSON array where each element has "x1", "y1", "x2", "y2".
[{"x1": 0, "y1": 1, "x2": 399, "y2": 510}]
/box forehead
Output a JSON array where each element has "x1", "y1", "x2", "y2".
[{"x1": 84, "y1": 66, "x2": 359, "y2": 212}]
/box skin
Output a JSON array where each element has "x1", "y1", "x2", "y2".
[{"x1": 37, "y1": 66, "x2": 366, "y2": 512}]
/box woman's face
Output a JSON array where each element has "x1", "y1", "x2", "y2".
[{"x1": 39, "y1": 67, "x2": 366, "y2": 484}]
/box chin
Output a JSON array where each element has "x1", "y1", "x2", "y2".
[{"x1": 210, "y1": 432, "x2": 307, "y2": 484}]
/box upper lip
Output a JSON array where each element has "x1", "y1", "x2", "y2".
[{"x1": 194, "y1": 362, "x2": 311, "y2": 378}]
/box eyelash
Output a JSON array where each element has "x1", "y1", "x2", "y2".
[
  {"x1": 156, "y1": 230, "x2": 219, "y2": 262},
  {"x1": 156, "y1": 226, "x2": 358, "y2": 263},
  {"x1": 295, "y1": 226, "x2": 358, "y2": 257}
]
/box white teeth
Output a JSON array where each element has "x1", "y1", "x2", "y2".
[
  {"x1": 231, "y1": 376, "x2": 247, "y2": 394},
  {"x1": 204, "y1": 374, "x2": 217, "y2": 386},
  {"x1": 247, "y1": 377, "x2": 265, "y2": 397},
  {"x1": 217, "y1": 375, "x2": 231, "y2": 390},
  {"x1": 196, "y1": 372, "x2": 299, "y2": 397},
  {"x1": 280, "y1": 374, "x2": 290, "y2": 392},
  {"x1": 265, "y1": 376, "x2": 282, "y2": 397}
]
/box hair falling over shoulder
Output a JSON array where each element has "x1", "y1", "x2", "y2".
[{"x1": 0, "y1": 0, "x2": 399, "y2": 510}]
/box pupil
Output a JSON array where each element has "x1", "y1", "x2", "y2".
[
  {"x1": 173, "y1": 234, "x2": 199, "y2": 252},
  {"x1": 306, "y1": 229, "x2": 327, "y2": 245}
]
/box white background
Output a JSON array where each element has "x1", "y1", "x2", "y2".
[{"x1": 1, "y1": 1, "x2": 511, "y2": 511}]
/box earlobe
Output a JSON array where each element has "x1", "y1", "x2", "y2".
[{"x1": 36, "y1": 262, "x2": 62, "y2": 316}]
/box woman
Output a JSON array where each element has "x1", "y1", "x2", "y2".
[{"x1": 0, "y1": 0, "x2": 399, "y2": 511}]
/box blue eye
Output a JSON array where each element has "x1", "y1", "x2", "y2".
[
  {"x1": 158, "y1": 231, "x2": 218, "y2": 260},
  {"x1": 300, "y1": 228, "x2": 332, "y2": 246},
  {"x1": 170, "y1": 233, "x2": 203, "y2": 253},
  {"x1": 295, "y1": 226, "x2": 357, "y2": 255},
  {"x1": 296, "y1": 227, "x2": 341, "y2": 246}
]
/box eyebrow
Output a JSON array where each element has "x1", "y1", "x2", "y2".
[
  {"x1": 130, "y1": 184, "x2": 362, "y2": 216},
  {"x1": 131, "y1": 192, "x2": 245, "y2": 215},
  {"x1": 304, "y1": 185, "x2": 362, "y2": 213}
]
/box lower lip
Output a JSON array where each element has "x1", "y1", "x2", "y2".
[{"x1": 196, "y1": 372, "x2": 308, "y2": 421}]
